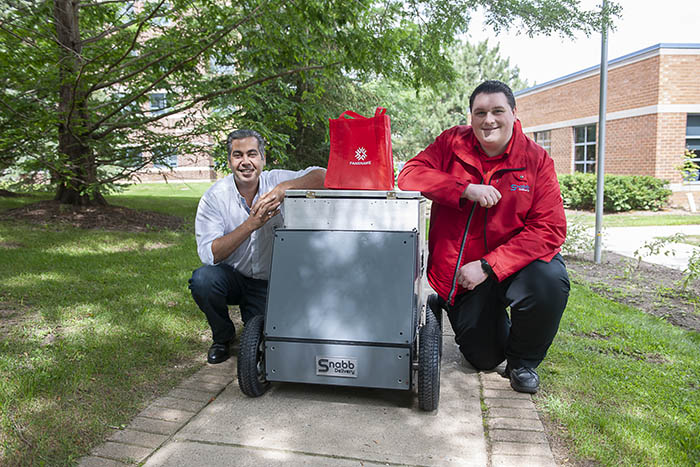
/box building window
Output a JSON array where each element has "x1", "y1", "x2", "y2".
[
  {"x1": 683, "y1": 114, "x2": 700, "y2": 182},
  {"x1": 573, "y1": 124, "x2": 596, "y2": 174},
  {"x1": 150, "y1": 93, "x2": 167, "y2": 115},
  {"x1": 534, "y1": 130, "x2": 551, "y2": 153},
  {"x1": 154, "y1": 149, "x2": 178, "y2": 168}
]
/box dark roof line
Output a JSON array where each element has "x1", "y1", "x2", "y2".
[{"x1": 514, "y1": 43, "x2": 700, "y2": 96}]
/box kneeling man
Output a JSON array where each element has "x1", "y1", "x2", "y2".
[
  {"x1": 189, "y1": 129, "x2": 326, "y2": 363},
  {"x1": 398, "y1": 80, "x2": 570, "y2": 393}
]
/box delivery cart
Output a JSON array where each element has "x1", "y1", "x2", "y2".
[{"x1": 237, "y1": 189, "x2": 441, "y2": 411}]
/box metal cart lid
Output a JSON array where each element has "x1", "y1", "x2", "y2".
[{"x1": 285, "y1": 189, "x2": 423, "y2": 199}]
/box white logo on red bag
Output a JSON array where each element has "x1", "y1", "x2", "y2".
[{"x1": 350, "y1": 147, "x2": 371, "y2": 166}]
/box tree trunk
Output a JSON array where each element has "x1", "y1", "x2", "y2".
[{"x1": 52, "y1": 0, "x2": 107, "y2": 206}]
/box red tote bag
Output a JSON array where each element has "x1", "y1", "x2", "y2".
[{"x1": 324, "y1": 107, "x2": 394, "y2": 190}]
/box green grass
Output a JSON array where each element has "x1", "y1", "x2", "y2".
[
  {"x1": 537, "y1": 283, "x2": 700, "y2": 466},
  {"x1": 2, "y1": 184, "x2": 699, "y2": 465},
  {"x1": 107, "y1": 182, "x2": 213, "y2": 220},
  {"x1": 0, "y1": 184, "x2": 215, "y2": 465},
  {"x1": 567, "y1": 210, "x2": 700, "y2": 228}
]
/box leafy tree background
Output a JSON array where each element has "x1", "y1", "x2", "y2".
[{"x1": 0, "y1": 0, "x2": 617, "y2": 204}]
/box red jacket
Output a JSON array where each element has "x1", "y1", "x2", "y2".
[{"x1": 398, "y1": 120, "x2": 566, "y2": 303}]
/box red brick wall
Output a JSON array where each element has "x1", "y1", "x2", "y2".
[
  {"x1": 517, "y1": 55, "x2": 661, "y2": 127},
  {"x1": 517, "y1": 49, "x2": 700, "y2": 183},
  {"x1": 655, "y1": 112, "x2": 687, "y2": 182},
  {"x1": 603, "y1": 115, "x2": 657, "y2": 176},
  {"x1": 658, "y1": 54, "x2": 700, "y2": 105},
  {"x1": 550, "y1": 128, "x2": 572, "y2": 173}
]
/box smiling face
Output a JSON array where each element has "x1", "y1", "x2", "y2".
[
  {"x1": 228, "y1": 136, "x2": 265, "y2": 189},
  {"x1": 470, "y1": 92, "x2": 517, "y2": 157}
]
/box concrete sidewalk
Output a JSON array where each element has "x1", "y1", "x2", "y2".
[
  {"x1": 79, "y1": 316, "x2": 556, "y2": 467},
  {"x1": 602, "y1": 225, "x2": 700, "y2": 271},
  {"x1": 78, "y1": 224, "x2": 700, "y2": 467}
]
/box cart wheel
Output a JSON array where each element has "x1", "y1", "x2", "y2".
[
  {"x1": 426, "y1": 294, "x2": 443, "y2": 359},
  {"x1": 418, "y1": 308, "x2": 440, "y2": 411},
  {"x1": 237, "y1": 315, "x2": 270, "y2": 397}
]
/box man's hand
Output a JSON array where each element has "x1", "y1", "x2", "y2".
[
  {"x1": 256, "y1": 184, "x2": 286, "y2": 208},
  {"x1": 456, "y1": 260, "x2": 488, "y2": 290},
  {"x1": 462, "y1": 184, "x2": 502, "y2": 208},
  {"x1": 247, "y1": 193, "x2": 281, "y2": 230}
]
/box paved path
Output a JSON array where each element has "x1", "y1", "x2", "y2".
[
  {"x1": 79, "y1": 311, "x2": 555, "y2": 467},
  {"x1": 80, "y1": 224, "x2": 700, "y2": 467},
  {"x1": 602, "y1": 225, "x2": 700, "y2": 271}
]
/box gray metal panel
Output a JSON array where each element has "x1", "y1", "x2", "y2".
[
  {"x1": 265, "y1": 230, "x2": 416, "y2": 345},
  {"x1": 265, "y1": 341, "x2": 411, "y2": 390},
  {"x1": 285, "y1": 189, "x2": 423, "y2": 199},
  {"x1": 283, "y1": 197, "x2": 425, "y2": 231}
]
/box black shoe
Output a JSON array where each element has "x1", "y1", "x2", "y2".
[
  {"x1": 508, "y1": 366, "x2": 539, "y2": 394},
  {"x1": 500, "y1": 362, "x2": 512, "y2": 380},
  {"x1": 207, "y1": 341, "x2": 232, "y2": 364}
]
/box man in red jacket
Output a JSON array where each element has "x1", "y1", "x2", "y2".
[{"x1": 398, "y1": 80, "x2": 570, "y2": 393}]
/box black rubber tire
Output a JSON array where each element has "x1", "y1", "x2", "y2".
[
  {"x1": 418, "y1": 308, "x2": 441, "y2": 411},
  {"x1": 237, "y1": 315, "x2": 270, "y2": 397},
  {"x1": 426, "y1": 294, "x2": 443, "y2": 359}
]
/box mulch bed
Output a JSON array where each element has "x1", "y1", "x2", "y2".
[
  {"x1": 565, "y1": 252, "x2": 700, "y2": 334},
  {"x1": 0, "y1": 200, "x2": 184, "y2": 232}
]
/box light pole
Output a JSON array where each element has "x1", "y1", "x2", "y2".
[{"x1": 594, "y1": 0, "x2": 609, "y2": 263}]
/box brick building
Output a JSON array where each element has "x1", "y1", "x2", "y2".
[
  {"x1": 135, "y1": 92, "x2": 219, "y2": 183},
  {"x1": 513, "y1": 43, "x2": 700, "y2": 208}
]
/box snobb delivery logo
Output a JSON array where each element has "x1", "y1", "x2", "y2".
[
  {"x1": 349, "y1": 147, "x2": 371, "y2": 166},
  {"x1": 316, "y1": 356, "x2": 358, "y2": 378}
]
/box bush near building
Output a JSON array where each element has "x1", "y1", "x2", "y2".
[{"x1": 559, "y1": 173, "x2": 671, "y2": 212}]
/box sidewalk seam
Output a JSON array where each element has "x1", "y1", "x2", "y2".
[{"x1": 79, "y1": 362, "x2": 234, "y2": 467}]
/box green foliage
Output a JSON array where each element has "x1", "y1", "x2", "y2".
[
  {"x1": 678, "y1": 148, "x2": 700, "y2": 182},
  {"x1": 0, "y1": 0, "x2": 617, "y2": 203},
  {"x1": 364, "y1": 39, "x2": 529, "y2": 160},
  {"x1": 539, "y1": 283, "x2": 700, "y2": 465},
  {"x1": 559, "y1": 173, "x2": 672, "y2": 212},
  {"x1": 682, "y1": 249, "x2": 700, "y2": 290},
  {"x1": 561, "y1": 218, "x2": 594, "y2": 256},
  {"x1": 633, "y1": 233, "x2": 684, "y2": 268}
]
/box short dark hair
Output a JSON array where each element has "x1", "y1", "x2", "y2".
[
  {"x1": 226, "y1": 129, "x2": 265, "y2": 159},
  {"x1": 469, "y1": 80, "x2": 516, "y2": 111}
]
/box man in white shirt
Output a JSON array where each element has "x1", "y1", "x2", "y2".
[{"x1": 190, "y1": 129, "x2": 326, "y2": 363}]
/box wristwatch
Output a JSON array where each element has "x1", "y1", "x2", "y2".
[{"x1": 480, "y1": 258, "x2": 494, "y2": 278}]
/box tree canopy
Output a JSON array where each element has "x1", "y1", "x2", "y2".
[{"x1": 0, "y1": 0, "x2": 619, "y2": 204}]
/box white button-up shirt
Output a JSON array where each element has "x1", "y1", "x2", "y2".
[{"x1": 195, "y1": 168, "x2": 320, "y2": 279}]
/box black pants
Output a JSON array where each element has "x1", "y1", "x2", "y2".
[
  {"x1": 444, "y1": 254, "x2": 570, "y2": 370},
  {"x1": 188, "y1": 264, "x2": 268, "y2": 344}
]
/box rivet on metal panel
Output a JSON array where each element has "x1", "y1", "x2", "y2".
[
  {"x1": 305, "y1": 190, "x2": 316, "y2": 198},
  {"x1": 386, "y1": 191, "x2": 397, "y2": 199}
]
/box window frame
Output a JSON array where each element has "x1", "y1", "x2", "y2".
[
  {"x1": 534, "y1": 130, "x2": 551, "y2": 153},
  {"x1": 149, "y1": 92, "x2": 167, "y2": 116},
  {"x1": 684, "y1": 114, "x2": 700, "y2": 183},
  {"x1": 153, "y1": 149, "x2": 178, "y2": 169},
  {"x1": 573, "y1": 124, "x2": 597, "y2": 174}
]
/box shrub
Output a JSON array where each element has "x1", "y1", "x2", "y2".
[
  {"x1": 558, "y1": 173, "x2": 671, "y2": 212},
  {"x1": 561, "y1": 218, "x2": 593, "y2": 256}
]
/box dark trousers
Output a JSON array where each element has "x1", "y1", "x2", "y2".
[
  {"x1": 444, "y1": 254, "x2": 570, "y2": 370},
  {"x1": 188, "y1": 264, "x2": 268, "y2": 344}
]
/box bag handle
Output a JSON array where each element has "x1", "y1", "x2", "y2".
[
  {"x1": 339, "y1": 107, "x2": 387, "y2": 119},
  {"x1": 339, "y1": 110, "x2": 367, "y2": 120}
]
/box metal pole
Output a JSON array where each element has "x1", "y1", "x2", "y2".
[{"x1": 594, "y1": 0, "x2": 609, "y2": 263}]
